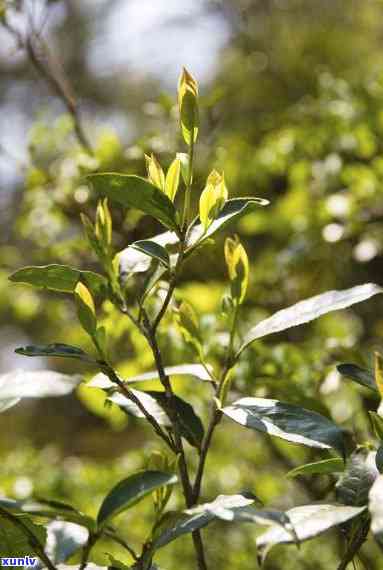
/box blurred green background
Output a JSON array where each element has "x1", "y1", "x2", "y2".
[{"x1": 2, "y1": 0, "x2": 383, "y2": 568}]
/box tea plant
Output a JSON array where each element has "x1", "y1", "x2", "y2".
[{"x1": 2, "y1": 69, "x2": 383, "y2": 570}]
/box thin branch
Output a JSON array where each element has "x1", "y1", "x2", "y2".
[
  {"x1": 2, "y1": 7, "x2": 93, "y2": 154},
  {"x1": 99, "y1": 362, "x2": 174, "y2": 450}
]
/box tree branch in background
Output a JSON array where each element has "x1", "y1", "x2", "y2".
[{"x1": 1, "y1": 3, "x2": 93, "y2": 154}]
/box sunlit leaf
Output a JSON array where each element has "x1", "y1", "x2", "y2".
[
  {"x1": 9, "y1": 265, "x2": 107, "y2": 297},
  {"x1": 224, "y1": 236, "x2": 249, "y2": 304},
  {"x1": 178, "y1": 68, "x2": 199, "y2": 145},
  {"x1": 199, "y1": 170, "x2": 228, "y2": 231},
  {"x1": 286, "y1": 458, "x2": 344, "y2": 478},
  {"x1": 375, "y1": 352, "x2": 383, "y2": 398},
  {"x1": 239, "y1": 283, "x2": 383, "y2": 354},
  {"x1": 145, "y1": 154, "x2": 165, "y2": 191},
  {"x1": 97, "y1": 471, "x2": 177, "y2": 528},
  {"x1": 45, "y1": 521, "x2": 88, "y2": 564},
  {"x1": 0, "y1": 370, "x2": 82, "y2": 401},
  {"x1": 165, "y1": 158, "x2": 181, "y2": 201},
  {"x1": 186, "y1": 197, "x2": 269, "y2": 252},
  {"x1": 87, "y1": 174, "x2": 179, "y2": 232},
  {"x1": 256, "y1": 504, "x2": 365, "y2": 561},
  {"x1": 222, "y1": 397, "x2": 345, "y2": 456},
  {"x1": 74, "y1": 282, "x2": 97, "y2": 337},
  {"x1": 88, "y1": 364, "x2": 212, "y2": 389}
]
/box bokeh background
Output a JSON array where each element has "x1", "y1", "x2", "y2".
[{"x1": 2, "y1": 1, "x2": 383, "y2": 568}]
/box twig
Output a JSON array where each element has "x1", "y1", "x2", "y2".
[
  {"x1": 2, "y1": 7, "x2": 93, "y2": 154},
  {"x1": 99, "y1": 362, "x2": 174, "y2": 451}
]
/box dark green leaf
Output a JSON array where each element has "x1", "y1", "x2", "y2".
[
  {"x1": 152, "y1": 495, "x2": 255, "y2": 551},
  {"x1": 15, "y1": 343, "x2": 94, "y2": 363},
  {"x1": 256, "y1": 504, "x2": 365, "y2": 561},
  {"x1": 336, "y1": 449, "x2": 379, "y2": 506},
  {"x1": 287, "y1": 458, "x2": 344, "y2": 478},
  {"x1": 118, "y1": 231, "x2": 178, "y2": 279},
  {"x1": 0, "y1": 370, "x2": 82, "y2": 401},
  {"x1": 186, "y1": 198, "x2": 269, "y2": 251},
  {"x1": 338, "y1": 364, "x2": 377, "y2": 392},
  {"x1": 109, "y1": 390, "x2": 204, "y2": 449},
  {"x1": 222, "y1": 397, "x2": 345, "y2": 456},
  {"x1": 239, "y1": 283, "x2": 383, "y2": 354},
  {"x1": 21, "y1": 499, "x2": 96, "y2": 531},
  {"x1": 0, "y1": 511, "x2": 47, "y2": 557},
  {"x1": 97, "y1": 470, "x2": 177, "y2": 528},
  {"x1": 87, "y1": 174, "x2": 180, "y2": 232},
  {"x1": 369, "y1": 475, "x2": 383, "y2": 550},
  {"x1": 9, "y1": 265, "x2": 107, "y2": 297},
  {"x1": 131, "y1": 240, "x2": 170, "y2": 268}
]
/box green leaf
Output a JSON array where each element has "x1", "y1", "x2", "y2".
[
  {"x1": 336, "y1": 449, "x2": 379, "y2": 506},
  {"x1": 178, "y1": 68, "x2": 199, "y2": 145},
  {"x1": 118, "y1": 231, "x2": 178, "y2": 280},
  {"x1": 88, "y1": 364, "x2": 213, "y2": 389},
  {"x1": 224, "y1": 236, "x2": 249, "y2": 304},
  {"x1": 145, "y1": 154, "x2": 166, "y2": 191},
  {"x1": 97, "y1": 470, "x2": 177, "y2": 528},
  {"x1": 0, "y1": 370, "x2": 82, "y2": 401},
  {"x1": 165, "y1": 158, "x2": 181, "y2": 201},
  {"x1": 152, "y1": 495, "x2": 255, "y2": 551},
  {"x1": 199, "y1": 170, "x2": 228, "y2": 231},
  {"x1": 375, "y1": 352, "x2": 383, "y2": 397},
  {"x1": 369, "y1": 475, "x2": 383, "y2": 550},
  {"x1": 74, "y1": 282, "x2": 97, "y2": 338},
  {"x1": 256, "y1": 504, "x2": 366, "y2": 561},
  {"x1": 9, "y1": 265, "x2": 107, "y2": 297},
  {"x1": 21, "y1": 499, "x2": 96, "y2": 531},
  {"x1": 337, "y1": 363, "x2": 377, "y2": 392},
  {"x1": 369, "y1": 412, "x2": 383, "y2": 440},
  {"x1": 176, "y1": 152, "x2": 190, "y2": 185},
  {"x1": 87, "y1": 174, "x2": 180, "y2": 232},
  {"x1": 131, "y1": 240, "x2": 170, "y2": 268},
  {"x1": 222, "y1": 397, "x2": 345, "y2": 456},
  {"x1": 110, "y1": 390, "x2": 204, "y2": 449},
  {"x1": 0, "y1": 512, "x2": 47, "y2": 557},
  {"x1": 15, "y1": 343, "x2": 94, "y2": 363},
  {"x1": 187, "y1": 197, "x2": 269, "y2": 252},
  {"x1": 149, "y1": 494, "x2": 295, "y2": 561},
  {"x1": 174, "y1": 302, "x2": 203, "y2": 357},
  {"x1": 286, "y1": 458, "x2": 344, "y2": 478},
  {"x1": 239, "y1": 283, "x2": 383, "y2": 354}
]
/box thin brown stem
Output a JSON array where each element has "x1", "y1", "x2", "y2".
[
  {"x1": 2, "y1": 9, "x2": 93, "y2": 154},
  {"x1": 100, "y1": 362, "x2": 174, "y2": 450}
]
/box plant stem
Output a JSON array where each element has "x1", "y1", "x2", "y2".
[
  {"x1": 100, "y1": 362, "x2": 174, "y2": 450},
  {"x1": 0, "y1": 506, "x2": 57, "y2": 570},
  {"x1": 79, "y1": 533, "x2": 98, "y2": 570}
]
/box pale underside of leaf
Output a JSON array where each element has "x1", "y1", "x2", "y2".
[
  {"x1": 0, "y1": 370, "x2": 82, "y2": 401},
  {"x1": 240, "y1": 283, "x2": 382, "y2": 353},
  {"x1": 88, "y1": 364, "x2": 213, "y2": 389},
  {"x1": 222, "y1": 397, "x2": 345, "y2": 456},
  {"x1": 256, "y1": 504, "x2": 366, "y2": 560}
]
